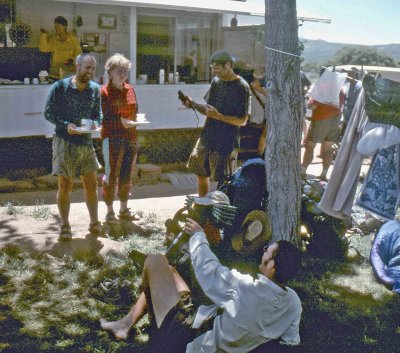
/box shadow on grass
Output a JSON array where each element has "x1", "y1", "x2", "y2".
[
  {"x1": 2, "y1": 204, "x2": 400, "y2": 353},
  {"x1": 288, "y1": 255, "x2": 400, "y2": 353}
]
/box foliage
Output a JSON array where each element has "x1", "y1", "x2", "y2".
[
  {"x1": 331, "y1": 46, "x2": 396, "y2": 67},
  {"x1": 30, "y1": 200, "x2": 51, "y2": 220},
  {"x1": 2, "y1": 201, "x2": 24, "y2": 217},
  {"x1": 8, "y1": 21, "x2": 31, "y2": 47}
]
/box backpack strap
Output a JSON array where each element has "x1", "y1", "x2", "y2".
[{"x1": 250, "y1": 85, "x2": 265, "y2": 110}]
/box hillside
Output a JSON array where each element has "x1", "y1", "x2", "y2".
[{"x1": 301, "y1": 39, "x2": 400, "y2": 65}]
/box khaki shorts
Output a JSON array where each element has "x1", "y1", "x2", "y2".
[
  {"x1": 187, "y1": 138, "x2": 237, "y2": 183},
  {"x1": 52, "y1": 136, "x2": 100, "y2": 177},
  {"x1": 306, "y1": 116, "x2": 341, "y2": 143}
]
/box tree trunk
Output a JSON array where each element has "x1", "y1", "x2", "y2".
[{"x1": 264, "y1": 0, "x2": 302, "y2": 243}]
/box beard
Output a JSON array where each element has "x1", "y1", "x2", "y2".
[{"x1": 77, "y1": 72, "x2": 92, "y2": 84}]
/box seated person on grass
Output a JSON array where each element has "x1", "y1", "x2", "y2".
[{"x1": 100, "y1": 218, "x2": 303, "y2": 353}]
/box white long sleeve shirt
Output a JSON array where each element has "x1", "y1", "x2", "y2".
[{"x1": 186, "y1": 231, "x2": 302, "y2": 353}]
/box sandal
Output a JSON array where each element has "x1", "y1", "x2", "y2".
[
  {"x1": 59, "y1": 224, "x2": 72, "y2": 240},
  {"x1": 119, "y1": 208, "x2": 140, "y2": 221},
  {"x1": 89, "y1": 278, "x2": 133, "y2": 304},
  {"x1": 105, "y1": 211, "x2": 118, "y2": 224},
  {"x1": 88, "y1": 221, "x2": 104, "y2": 235}
]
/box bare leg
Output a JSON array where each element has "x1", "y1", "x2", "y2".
[
  {"x1": 81, "y1": 171, "x2": 99, "y2": 224},
  {"x1": 106, "y1": 203, "x2": 114, "y2": 214},
  {"x1": 321, "y1": 141, "x2": 333, "y2": 176},
  {"x1": 197, "y1": 175, "x2": 209, "y2": 197},
  {"x1": 120, "y1": 200, "x2": 128, "y2": 213},
  {"x1": 100, "y1": 254, "x2": 189, "y2": 339},
  {"x1": 57, "y1": 176, "x2": 73, "y2": 226},
  {"x1": 100, "y1": 292, "x2": 147, "y2": 340},
  {"x1": 302, "y1": 119, "x2": 308, "y2": 145},
  {"x1": 301, "y1": 140, "x2": 316, "y2": 171}
]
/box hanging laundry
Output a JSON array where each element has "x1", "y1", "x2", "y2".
[{"x1": 356, "y1": 144, "x2": 400, "y2": 220}]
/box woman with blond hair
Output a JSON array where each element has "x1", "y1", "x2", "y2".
[{"x1": 101, "y1": 53, "x2": 140, "y2": 223}]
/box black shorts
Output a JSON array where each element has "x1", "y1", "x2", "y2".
[{"x1": 147, "y1": 291, "x2": 197, "y2": 353}]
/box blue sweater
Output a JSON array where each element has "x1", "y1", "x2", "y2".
[{"x1": 44, "y1": 77, "x2": 102, "y2": 145}]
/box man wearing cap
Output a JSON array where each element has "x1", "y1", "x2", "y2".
[{"x1": 185, "y1": 50, "x2": 250, "y2": 196}]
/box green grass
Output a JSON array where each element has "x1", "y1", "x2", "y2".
[
  {"x1": 1, "y1": 210, "x2": 400, "y2": 353},
  {"x1": 30, "y1": 200, "x2": 51, "y2": 220},
  {"x1": 0, "y1": 212, "x2": 167, "y2": 353},
  {"x1": 1, "y1": 201, "x2": 25, "y2": 217}
]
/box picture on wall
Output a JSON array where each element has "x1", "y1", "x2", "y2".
[
  {"x1": 0, "y1": 0, "x2": 15, "y2": 23},
  {"x1": 98, "y1": 14, "x2": 117, "y2": 30},
  {"x1": 84, "y1": 32, "x2": 107, "y2": 53}
]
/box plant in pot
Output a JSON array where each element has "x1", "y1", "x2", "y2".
[{"x1": 9, "y1": 21, "x2": 31, "y2": 47}]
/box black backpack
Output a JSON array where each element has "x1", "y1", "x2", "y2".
[{"x1": 219, "y1": 158, "x2": 267, "y2": 244}]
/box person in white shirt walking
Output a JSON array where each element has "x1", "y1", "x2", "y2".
[{"x1": 100, "y1": 218, "x2": 302, "y2": 353}]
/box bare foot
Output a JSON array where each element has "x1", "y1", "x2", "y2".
[{"x1": 100, "y1": 317, "x2": 131, "y2": 340}]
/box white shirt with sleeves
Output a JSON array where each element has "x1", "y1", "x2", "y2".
[{"x1": 186, "y1": 231, "x2": 302, "y2": 353}]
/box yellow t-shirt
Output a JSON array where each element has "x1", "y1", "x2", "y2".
[{"x1": 38, "y1": 32, "x2": 82, "y2": 78}]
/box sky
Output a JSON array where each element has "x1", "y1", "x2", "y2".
[{"x1": 247, "y1": 0, "x2": 400, "y2": 45}]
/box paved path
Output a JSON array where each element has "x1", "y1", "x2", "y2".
[
  {"x1": 0, "y1": 153, "x2": 370, "y2": 257},
  {"x1": 0, "y1": 182, "x2": 197, "y2": 257}
]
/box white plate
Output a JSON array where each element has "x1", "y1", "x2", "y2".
[
  {"x1": 132, "y1": 120, "x2": 150, "y2": 126},
  {"x1": 75, "y1": 127, "x2": 101, "y2": 134}
]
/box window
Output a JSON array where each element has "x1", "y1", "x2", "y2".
[
  {"x1": 137, "y1": 15, "x2": 175, "y2": 83},
  {"x1": 136, "y1": 14, "x2": 216, "y2": 84},
  {"x1": 176, "y1": 17, "x2": 215, "y2": 83}
]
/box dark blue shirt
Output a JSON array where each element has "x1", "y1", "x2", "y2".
[
  {"x1": 44, "y1": 77, "x2": 101, "y2": 145},
  {"x1": 201, "y1": 76, "x2": 249, "y2": 154}
]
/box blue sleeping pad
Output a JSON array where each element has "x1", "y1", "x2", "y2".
[{"x1": 370, "y1": 220, "x2": 400, "y2": 293}]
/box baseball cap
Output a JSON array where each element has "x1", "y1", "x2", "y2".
[
  {"x1": 193, "y1": 191, "x2": 230, "y2": 206},
  {"x1": 209, "y1": 50, "x2": 236, "y2": 65}
]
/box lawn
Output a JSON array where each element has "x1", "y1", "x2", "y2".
[{"x1": 1, "y1": 205, "x2": 400, "y2": 353}]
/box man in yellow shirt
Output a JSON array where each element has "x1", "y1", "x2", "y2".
[{"x1": 39, "y1": 16, "x2": 82, "y2": 79}]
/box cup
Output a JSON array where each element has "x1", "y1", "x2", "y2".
[
  {"x1": 81, "y1": 119, "x2": 93, "y2": 130},
  {"x1": 136, "y1": 113, "x2": 146, "y2": 122},
  {"x1": 24, "y1": 78, "x2": 30, "y2": 85},
  {"x1": 32, "y1": 78, "x2": 39, "y2": 85}
]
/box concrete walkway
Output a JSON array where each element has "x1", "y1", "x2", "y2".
[
  {"x1": 0, "y1": 153, "x2": 370, "y2": 257},
  {"x1": 0, "y1": 182, "x2": 196, "y2": 257}
]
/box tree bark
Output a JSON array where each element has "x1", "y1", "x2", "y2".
[{"x1": 264, "y1": 0, "x2": 302, "y2": 243}]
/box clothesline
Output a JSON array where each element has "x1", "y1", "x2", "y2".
[{"x1": 264, "y1": 45, "x2": 302, "y2": 59}]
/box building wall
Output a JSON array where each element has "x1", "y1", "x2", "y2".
[
  {"x1": 222, "y1": 25, "x2": 265, "y2": 76},
  {"x1": 16, "y1": 0, "x2": 130, "y2": 75}
]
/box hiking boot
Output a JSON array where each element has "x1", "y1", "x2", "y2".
[
  {"x1": 88, "y1": 221, "x2": 104, "y2": 235},
  {"x1": 59, "y1": 224, "x2": 72, "y2": 240},
  {"x1": 119, "y1": 208, "x2": 140, "y2": 221},
  {"x1": 105, "y1": 211, "x2": 118, "y2": 225}
]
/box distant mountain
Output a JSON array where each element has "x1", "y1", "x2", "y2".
[{"x1": 301, "y1": 39, "x2": 400, "y2": 65}]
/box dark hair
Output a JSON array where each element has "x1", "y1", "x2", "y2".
[
  {"x1": 209, "y1": 50, "x2": 234, "y2": 65},
  {"x1": 274, "y1": 240, "x2": 302, "y2": 284},
  {"x1": 233, "y1": 67, "x2": 254, "y2": 84},
  {"x1": 54, "y1": 16, "x2": 68, "y2": 27}
]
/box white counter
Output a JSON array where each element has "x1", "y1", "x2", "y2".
[
  {"x1": 0, "y1": 83, "x2": 208, "y2": 138},
  {"x1": 0, "y1": 84, "x2": 54, "y2": 138}
]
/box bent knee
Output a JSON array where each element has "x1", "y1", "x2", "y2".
[{"x1": 144, "y1": 254, "x2": 168, "y2": 269}]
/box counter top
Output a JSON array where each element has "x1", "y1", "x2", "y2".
[
  {"x1": 0, "y1": 83, "x2": 52, "y2": 89},
  {"x1": 0, "y1": 82, "x2": 209, "y2": 138}
]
